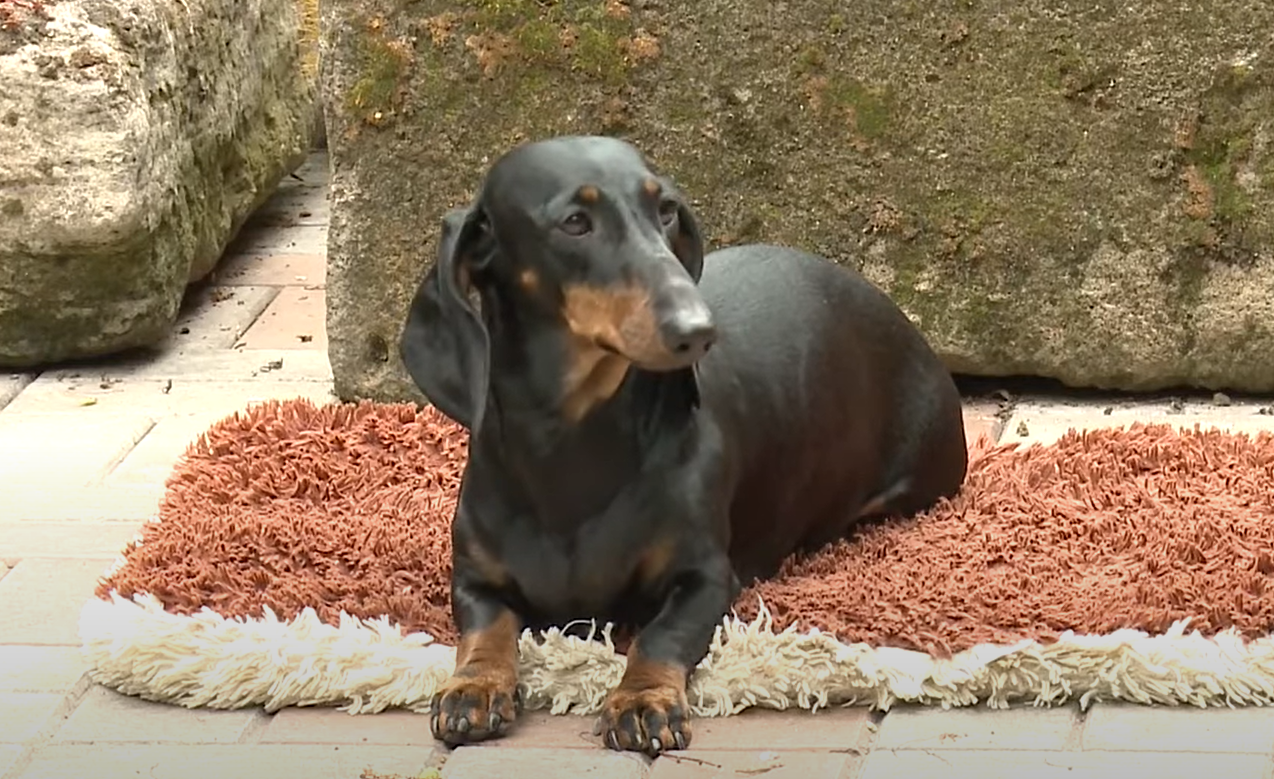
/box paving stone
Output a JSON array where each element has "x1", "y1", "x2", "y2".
[
  {"x1": 480, "y1": 711, "x2": 602, "y2": 749},
  {"x1": 229, "y1": 223, "x2": 328, "y2": 256},
  {"x1": 688, "y1": 707, "x2": 874, "y2": 752},
  {"x1": 0, "y1": 558, "x2": 114, "y2": 644},
  {"x1": 5, "y1": 485, "x2": 162, "y2": 522},
  {"x1": 0, "y1": 414, "x2": 154, "y2": 488},
  {"x1": 237, "y1": 287, "x2": 328, "y2": 350},
  {"x1": 33, "y1": 347, "x2": 334, "y2": 386},
  {"x1": 15, "y1": 744, "x2": 434, "y2": 779},
  {"x1": 212, "y1": 252, "x2": 326, "y2": 287},
  {"x1": 857, "y1": 749, "x2": 1273, "y2": 779},
  {"x1": 0, "y1": 745, "x2": 23, "y2": 776},
  {"x1": 0, "y1": 522, "x2": 142, "y2": 559},
  {"x1": 171, "y1": 285, "x2": 279, "y2": 350},
  {"x1": 0, "y1": 647, "x2": 90, "y2": 693},
  {"x1": 0, "y1": 693, "x2": 64, "y2": 743},
  {"x1": 0, "y1": 372, "x2": 35, "y2": 411},
  {"x1": 875, "y1": 704, "x2": 1078, "y2": 751},
  {"x1": 1002, "y1": 397, "x2": 1274, "y2": 445},
  {"x1": 961, "y1": 404, "x2": 1003, "y2": 447},
  {"x1": 5, "y1": 376, "x2": 335, "y2": 418},
  {"x1": 54, "y1": 686, "x2": 260, "y2": 744},
  {"x1": 441, "y1": 746, "x2": 649, "y2": 778},
  {"x1": 241, "y1": 193, "x2": 330, "y2": 228},
  {"x1": 260, "y1": 707, "x2": 426, "y2": 745},
  {"x1": 1082, "y1": 703, "x2": 1274, "y2": 754},
  {"x1": 102, "y1": 414, "x2": 227, "y2": 487},
  {"x1": 650, "y1": 749, "x2": 855, "y2": 778}
]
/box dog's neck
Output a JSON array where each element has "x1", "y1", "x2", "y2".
[{"x1": 476, "y1": 309, "x2": 700, "y2": 532}]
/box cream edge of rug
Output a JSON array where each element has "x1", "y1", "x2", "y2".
[{"x1": 80, "y1": 528, "x2": 1274, "y2": 717}]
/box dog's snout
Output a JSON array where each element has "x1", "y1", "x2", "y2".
[{"x1": 659, "y1": 301, "x2": 717, "y2": 360}]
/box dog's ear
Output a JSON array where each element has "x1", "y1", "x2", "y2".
[
  {"x1": 399, "y1": 206, "x2": 493, "y2": 430},
  {"x1": 668, "y1": 196, "x2": 705, "y2": 283}
]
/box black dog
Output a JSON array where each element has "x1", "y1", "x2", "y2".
[{"x1": 399, "y1": 135, "x2": 968, "y2": 756}]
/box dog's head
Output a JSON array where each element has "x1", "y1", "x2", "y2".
[{"x1": 400, "y1": 135, "x2": 714, "y2": 428}]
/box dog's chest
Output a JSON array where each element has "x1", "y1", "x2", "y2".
[{"x1": 501, "y1": 504, "x2": 665, "y2": 623}]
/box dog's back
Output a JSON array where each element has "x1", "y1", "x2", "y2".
[{"x1": 696, "y1": 244, "x2": 967, "y2": 582}]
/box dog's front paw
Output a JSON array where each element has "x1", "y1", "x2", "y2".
[
  {"x1": 430, "y1": 670, "x2": 520, "y2": 747},
  {"x1": 595, "y1": 683, "x2": 691, "y2": 755}
]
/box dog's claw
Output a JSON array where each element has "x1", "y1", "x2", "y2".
[
  {"x1": 597, "y1": 684, "x2": 691, "y2": 754},
  {"x1": 429, "y1": 674, "x2": 518, "y2": 746}
]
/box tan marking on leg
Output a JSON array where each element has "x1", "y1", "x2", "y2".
[{"x1": 431, "y1": 608, "x2": 521, "y2": 744}]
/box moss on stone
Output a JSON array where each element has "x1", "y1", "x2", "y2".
[
  {"x1": 345, "y1": 23, "x2": 414, "y2": 123},
  {"x1": 324, "y1": 0, "x2": 1274, "y2": 398}
]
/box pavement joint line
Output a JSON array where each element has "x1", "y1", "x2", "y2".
[
  {"x1": 90, "y1": 417, "x2": 159, "y2": 485},
  {"x1": 235, "y1": 708, "x2": 274, "y2": 745},
  {"x1": 235, "y1": 285, "x2": 284, "y2": 341},
  {"x1": 1061, "y1": 705, "x2": 1088, "y2": 752},
  {"x1": 0, "y1": 670, "x2": 95, "y2": 779}
]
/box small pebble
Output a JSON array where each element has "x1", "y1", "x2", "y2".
[
  {"x1": 1212, "y1": 392, "x2": 1232, "y2": 406},
  {"x1": 1016, "y1": 420, "x2": 1030, "y2": 437}
]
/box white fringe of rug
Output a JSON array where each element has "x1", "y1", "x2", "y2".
[{"x1": 80, "y1": 590, "x2": 1274, "y2": 716}]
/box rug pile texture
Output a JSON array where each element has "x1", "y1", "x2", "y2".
[{"x1": 80, "y1": 399, "x2": 1274, "y2": 716}]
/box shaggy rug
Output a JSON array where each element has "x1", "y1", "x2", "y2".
[{"x1": 80, "y1": 398, "x2": 1274, "y2": 717}]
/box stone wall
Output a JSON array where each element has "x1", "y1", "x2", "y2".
[{"x1": 321, "y1": 0, "x2": 1273, "y2": 401}]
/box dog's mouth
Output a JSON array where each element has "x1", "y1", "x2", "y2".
[{"x1": 594, "y1": 336, "x2": 699, "y2": 372}]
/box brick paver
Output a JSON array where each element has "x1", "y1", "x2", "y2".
[
  {"x1": 441, "y1": 746, "x2": 648, "y2": 778},
  {"x1": 875, "y1": 703, "x2": 1080, "y2": 751},
  {"x1": 214, "y1": 252, "x2": 326, "y2": 287},
  {"x1": 0, "y1": 559, "x2": 117, "y2": 645},
  {"x1": 1081, "y1": 703, "x2": 1274, "y2": 754},
  {"x1": 0, "y1": 694, "x2": 64, "y2": 743},
  {"x1": 1, "y1": 148, "x2": 1273, "y2": 779},
  {"x1": 53, "y1": 687, "x2": 262, "y2": 744},
  {"x1": 172, "y1": 284, "x2": 279, "y2": 350},
  {"x1": 0, "y1": 747, "x2": 22, "y2": 777},
  {"x1": 0, "y1": 647, "x2": 88, "y2": 694},
  {"x1": 237, "y1": 286, "x2": 328, "y2": 350},
  {"x1": 688, "y1": 707, "x2": 875, "y2": 752},
  {"x1": 1002, "y1": 396, "x2": 1274, "y2": 445},
  {"x1": 857, "y1": 749, "x2": 1274, "y2": 779},
  {"x1": 650, "y1": 749, "x2": 857, "y2": 778},
  {"x1": 0, "y1": 522, "x2": 143, "y2": 559},
  {"x1": 260, "y1": 707, "x2": 426, "y2": 745},
  {"x1": 0, "y1": 374, "x2": 33, "y2": 411},
  {"x1": 15, "y1": 745, "x2": 436, "y2": 779}
]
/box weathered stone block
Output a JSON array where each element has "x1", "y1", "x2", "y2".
[
  {"x1": 0, "y1": 0, "x2": 317, "y2": 367},
  {"x1": 321, "y1": 0, "x2": 1273, "y2": 400}
]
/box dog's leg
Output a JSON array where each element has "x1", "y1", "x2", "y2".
[
  {"x1": 595, "y1": 556, "x2": 736, "y2": 755},
  {"x1": 430, "y1": 574, "x2": 522, "y2": 746}
]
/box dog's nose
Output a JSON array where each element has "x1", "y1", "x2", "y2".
[{"x1": 659, "y1": 306, "x2": 717, "y2": 360}]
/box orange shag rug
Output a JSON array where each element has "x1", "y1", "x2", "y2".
[{"x1": 80, "y1": 399, "x2": 1274, "y2": 716}]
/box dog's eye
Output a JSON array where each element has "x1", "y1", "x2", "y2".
[
  {"x1": 658, "y1": 199, "x2": 679, "y2": 226},
  {"x1": 560, "y1": 212, "x2": 593, "y2": 237}
]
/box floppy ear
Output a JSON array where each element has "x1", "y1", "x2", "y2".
[
  {"x1": 669, "y1": 197, "x2": 705, "y2": 283},
  {"x1": 399, "y1": 207, "x2": 492, "y2": 431}
]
